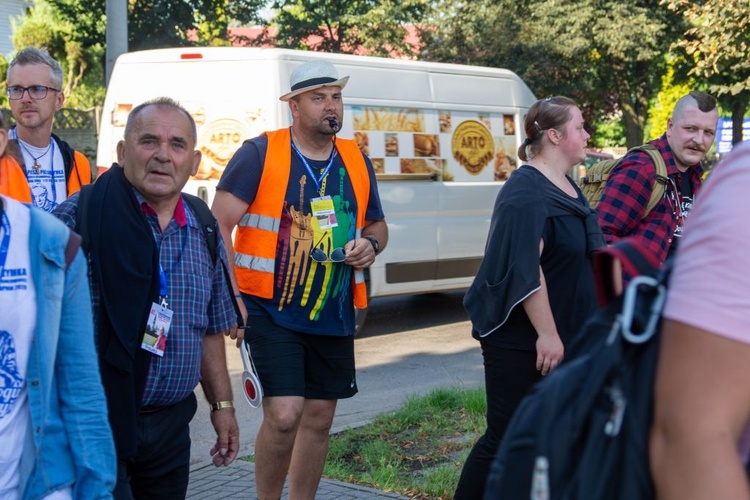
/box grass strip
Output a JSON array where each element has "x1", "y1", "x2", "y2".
[{"x1": 323, "y1": 386, "x2": 486, "y2": 499}]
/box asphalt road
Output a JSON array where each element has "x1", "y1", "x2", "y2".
[{"x1": 188, "y1": 291, "x2": 483, "y2": 465}]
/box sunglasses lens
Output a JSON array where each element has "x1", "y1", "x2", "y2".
[
  {"x1": 310, "y1": 248, "x2": 328, "y2": 262},
  {"x1": 330, "y1": 248, "x2": 346, "y2": 262}
]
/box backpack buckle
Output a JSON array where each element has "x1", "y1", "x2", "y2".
[{"x1": 621, "y1": 275, "x2": 666, "y2": 344}]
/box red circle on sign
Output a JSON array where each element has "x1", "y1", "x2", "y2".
[{"x1": 245, "y1": 379, "x2": 256, "y2": 400}]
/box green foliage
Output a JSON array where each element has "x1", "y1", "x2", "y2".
[
  {"x1": 266, "y1": 0, "x2": 429, "y2": 57},
  {"x1": 10, "y1": 0, "x2": 268, "y2": 107},
  {"x1": 589, "y1": 115, "x2": 626, "y2": 148},
  {"x1": 644, "y1": 63, "x2": 694, "y2": 141},
  {"x1": 0, "y1": 56, "x2": 8, "y2": 107},
  {"x1": 11, "y1": 1, "x2": 105, "y2": 108},
  {"x1": 321, "y1": 387, "x2": 486, "y2": 499},
  {"x1": 423, "y1": 0, "x2": 685, "y2": 147}
]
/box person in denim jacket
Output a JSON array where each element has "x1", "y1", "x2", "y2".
[{"x1": 0, "y1": 191, "x2": 116, "y2": 499}]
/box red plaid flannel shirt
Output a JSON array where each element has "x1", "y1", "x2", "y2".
[{"x1": 597, "y1": 134, "x2": 705, "y2": 265}]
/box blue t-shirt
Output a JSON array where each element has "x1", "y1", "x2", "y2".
[{"x1": 217, "y1": 133, "x2": 384, "y2": 336}]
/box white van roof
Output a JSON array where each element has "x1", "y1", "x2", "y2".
[{"x1": 112, "y1": 47, "x2": 536, "y2": 111}]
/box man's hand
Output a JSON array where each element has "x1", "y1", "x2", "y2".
[
  {"x1": 225, "y1": 296, "x2": 248, "y2": 347},
  {"x1": 535, "y1": 332, "x2": 564, "y2": 376},
  {"x1": 343, "y1": 237, "x2": 376, "y2": 269},
  {"x1": 209, "y1": 407, "x2": 239, "y2": 466}
]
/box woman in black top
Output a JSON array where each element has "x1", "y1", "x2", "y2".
[{"x1": 455, "y1": 96, "x2": 605, "y2": 499}]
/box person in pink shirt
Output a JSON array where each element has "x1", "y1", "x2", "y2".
[{"x1": 650, "y1": 140, "x2": 750, "y2": 499}]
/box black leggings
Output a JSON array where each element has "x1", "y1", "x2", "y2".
[{"x1": 454, "y1": 344, "x2": 542, "y2": 500}]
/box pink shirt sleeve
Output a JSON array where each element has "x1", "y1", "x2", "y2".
[{"x1": 663, "y1": 141, "x2": 750, "y2": 343}]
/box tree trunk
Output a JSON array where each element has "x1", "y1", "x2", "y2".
[
  {"x1": 622, "y1": 106, "x2": 645, "y2": 149},
  {"x1": 731, "y1": 92, "x2": 749, "y2": 146}
]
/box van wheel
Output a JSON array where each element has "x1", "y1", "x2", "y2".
[{"x1": 354, "y1": 271, "x2": 370, "y2": 335}]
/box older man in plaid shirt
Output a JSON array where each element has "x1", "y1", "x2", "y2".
[
  {"x1": 54, "y1": 97, "x2": 239, "y2": 499},
  {"x1": 597, "y1": 91, "x2": 718, "y2": 265}
]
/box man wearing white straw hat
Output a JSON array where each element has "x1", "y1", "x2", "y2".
[{"x1": 212, "y1": 59, "x2": 388, "y2": 499}]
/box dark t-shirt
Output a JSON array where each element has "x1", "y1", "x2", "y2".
[
  {"x1": 479, "y1": 168, "x2": 598, "y2": 350},
  {"x1": 217, "y1": 134, "x2": 384, "y2": 336}
]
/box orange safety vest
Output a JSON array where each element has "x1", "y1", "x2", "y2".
[
  {"x1": 0, "y1": 155, "x2": 32, "y2": 203},
  {"x1": 234, "y1": 128, "x2": 371, "y2": 308},
  {"x1": 65, "y1": 150, "x2": 92, "y2": 196},
  {"x1": 6, "y1": 138, "x2": 92, "y2": 198}
]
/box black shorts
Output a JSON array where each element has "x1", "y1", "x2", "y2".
[{"x1": 245, "y1": 313, "x2": 358, "y2": 400}]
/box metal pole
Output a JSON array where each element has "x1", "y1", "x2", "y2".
[{"x1": 105, "y1": 0, "x2": 128, "y2": 85}]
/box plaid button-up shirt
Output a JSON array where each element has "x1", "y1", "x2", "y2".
[
  {"x1": 597, "y1": 134, "x2": 705, "y2": 265},
  {"x1": 55, "y1": 189, "x2": 236, "y2": 406}
]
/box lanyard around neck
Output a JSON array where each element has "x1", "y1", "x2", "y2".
[
  {"x1": 291, "y1": 140, "x2": 337, "y2": 194},
  {"x1": 0, "y1": 210, "x2": 10, "y2": 279},
  {"x1": 157, "y1": 226, "x2": 188, "y2": 300}
]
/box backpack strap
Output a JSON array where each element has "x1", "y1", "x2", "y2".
[
  {"x1": 65, "y1": 230, "x2": 82, "y2": 269},
  {"x1": 75, "y1": 184, "x2": 93, "y2": 253},
  {"x1": 182, "y1": 193, "x2": 218, "y2": 265},
  {"x1": 633, "y1": 144, "x2": 668, "y2": 218},
  {"x1": 182, "y1": 193, "x2": 243, "y2": 328},
  {"x1": 592, "y1": 239, "x2": 661, "y2": 305}
]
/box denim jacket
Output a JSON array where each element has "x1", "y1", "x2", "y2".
[{"x1": 18, "y1": 206, "x2": 116, "y2": 499}]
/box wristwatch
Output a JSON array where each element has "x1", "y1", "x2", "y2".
[{"x1": 364, "y1": 235, "x2": 380, "y2": 254}]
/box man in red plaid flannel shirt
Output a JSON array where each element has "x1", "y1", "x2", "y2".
[{"x1": 597, "y1": 91, "x2": 718, "y2": 265}]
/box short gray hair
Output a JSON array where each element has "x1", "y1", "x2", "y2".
[
  {"x1": 7, "y1": 46, "x2": 64, "y2": 90},
  {"x1": 124, "y1": 97, "x2": 197, "y2": 143}
]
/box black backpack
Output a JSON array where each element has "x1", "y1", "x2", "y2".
[{"x1": 484, "y1": 240, "x2": 667, "y2": 500}]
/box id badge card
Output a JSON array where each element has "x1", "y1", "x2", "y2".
[
  {"x1": 141, "y1": 302, "x2": 173, "y2": 357},
  {"x1": 310, "y1": 196, "x2": 338, "y2": 229}
]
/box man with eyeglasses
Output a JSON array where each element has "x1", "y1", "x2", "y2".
[
  {"x1": 212, "y1": 59, "x2": 388, "y2": 500},
  {"x1": 2, "y1": 46, "x2": 92, "y2": 211}
]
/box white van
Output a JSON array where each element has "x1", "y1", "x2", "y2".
[{"x1": 97, "y1": 47, "x2": 537, "y2": 324}]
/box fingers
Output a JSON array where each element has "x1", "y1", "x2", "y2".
[
  {"x1": 537, "y1": 354, "x2": 552, "y2": 376},
  {"x1": 344, "y1": 238, "x2": 376, "y2": 268},
  {"x1": 210, "y1": 410, "x2": 240, "y2": 466},
  {"x1": 234, "y1": 327, "x2": 244, "y2": 348},
  {"x1": 536, "y1": 351, "x2": 563, "y2": 376}
]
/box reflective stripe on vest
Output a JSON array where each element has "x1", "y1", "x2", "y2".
[{"x1": 234, "y1": 128, "x2": 371, "y2": 308}]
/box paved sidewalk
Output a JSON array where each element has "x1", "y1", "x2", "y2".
[{"x1": 187, "y1": 460, "x2": 407, "y2": 499}]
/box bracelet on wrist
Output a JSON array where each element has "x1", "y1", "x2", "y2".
[{"x1": 210, "y1": 400, "x2": 234, "y2": 412}]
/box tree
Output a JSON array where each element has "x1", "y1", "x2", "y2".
[
  {"x1": 665, "y1": 0, "x2": 750, "y2": 146},
  {"x1": 45, "y1": 0, "x2": 265, "y2": 50},
  {"x1": 263, "y1": 0, "x2": 429, "y2": 57},
  {"x1": 423, "y1": 0, "x2": 685, "y2": 148},
  {"x1": 10, "y1": 0, "x2": 267, "y2": 105},
  {"x1": 11, "y1": 1, "x2": 105, "y2": 108}
]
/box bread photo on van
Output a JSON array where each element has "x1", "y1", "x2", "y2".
[
  {"x1": 413, "y1": 134, "x2": 440, "y2": 157},
  {"x1": 354, "y1": 132, "x2": 369, "y2": 156},
  {"x1": 439, "y1": 112, "x2": 452, "y2": 133},
  {"x1": 385, "y1": 133, "x2": 399, "y2": 157}
]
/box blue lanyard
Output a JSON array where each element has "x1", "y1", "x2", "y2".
[
  {"x1": 0, "y1": 210, "x2": 10, "y2": 279},
  {"x1": 291, "y1": 141, "x2": 337, "y2": 193},
  {"x1": 157, "y1": 226, "x2": 188, "y2": 301}
]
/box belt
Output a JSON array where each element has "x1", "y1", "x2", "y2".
[{"x1": 139, "y1": 404, "x2": 170, "y2": 415}]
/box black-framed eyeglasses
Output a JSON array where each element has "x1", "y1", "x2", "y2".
[
  {"x1": 311, "y1": 246, "x2": 346, "y2": 263},
  {"x1": 7, "y1": 85, "x2": 60, "y2": 100}
]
